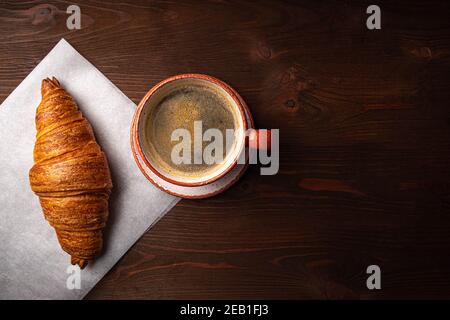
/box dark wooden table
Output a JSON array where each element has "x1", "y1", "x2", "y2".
[{"x1": 1, "y1": 0, "x2": 450, "y2": 299}]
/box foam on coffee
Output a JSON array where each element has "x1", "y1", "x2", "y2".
[{"x1": 143, "y1": 82, "x2": 241, "y2": 181}]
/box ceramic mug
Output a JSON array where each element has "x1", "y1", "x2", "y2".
[{"x1": 131, "y1": 73, "x2": 270, "y2": 189}]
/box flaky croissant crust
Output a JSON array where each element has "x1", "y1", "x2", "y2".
[{"x1": 29, "y1": 77, "x2": 113, "y2": 269}]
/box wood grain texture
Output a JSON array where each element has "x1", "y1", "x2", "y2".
[{"x1": 1, "y1": 0, "x2": 450, "y2": 299}]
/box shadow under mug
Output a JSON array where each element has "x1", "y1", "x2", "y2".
[{"x1": 131, "y1": 73, "x2": 271, "y2": 188}]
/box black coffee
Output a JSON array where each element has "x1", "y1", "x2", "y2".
[{"x1": 144, "y1": 84, "x2": 238, "y2": 180}]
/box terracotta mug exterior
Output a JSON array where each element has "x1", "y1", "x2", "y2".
[{"x1": 131, "y1": 73, "x2": 270, "y2": 188}]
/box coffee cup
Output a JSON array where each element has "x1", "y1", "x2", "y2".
[{"x1": 131, "y1": 73, "x2": 270, "y2": 188}]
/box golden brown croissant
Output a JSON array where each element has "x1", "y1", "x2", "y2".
[{"x1": 29, "y1": 77, "x2": 113, "y2": 269}]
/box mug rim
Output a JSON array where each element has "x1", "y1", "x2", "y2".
[{"x1": 132, "y1": 73, "x2": 249, "y2": 187}]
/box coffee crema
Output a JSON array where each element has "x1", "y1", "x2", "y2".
[{"x1": 143, "y1": 84, "x2": 239, "y2": 180}]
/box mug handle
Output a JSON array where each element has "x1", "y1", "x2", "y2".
[{"x1": 247, "y1": 129, "x2": 272, "y2": 151}]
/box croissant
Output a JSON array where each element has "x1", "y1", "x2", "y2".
[{"x1": 29, "y1": 77, "x2": 113, "y2": 269}]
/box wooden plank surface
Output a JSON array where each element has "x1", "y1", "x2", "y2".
[{"x1": 1, "y1": 0, "x2": 450, "y2": 299}]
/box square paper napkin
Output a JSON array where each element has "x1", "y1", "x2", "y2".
[{"x1": 0, "y1": 39, "x2": 179, "y2": 299}]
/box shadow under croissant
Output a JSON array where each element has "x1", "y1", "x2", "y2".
[
  {"x1": 64, "y1": 171, "x2": 120, "y2": 270},
  {"x1": 86, "y1": 155, "x2": 122, "y2": 270}
]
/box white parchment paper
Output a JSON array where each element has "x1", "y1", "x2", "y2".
[{"x1": 0, "y1": 39, "x2": 180, "y2": 299}]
